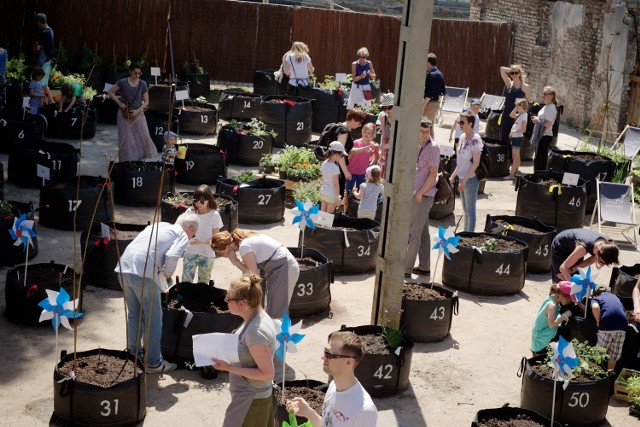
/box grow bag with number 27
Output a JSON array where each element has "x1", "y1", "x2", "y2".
[{"x1": 216, "y1": 177, "x2": 285, "y2": 224}]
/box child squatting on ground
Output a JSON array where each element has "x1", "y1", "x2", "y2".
[{"x1": 530, "y1": 281, "x2": 578, "y2": 355}]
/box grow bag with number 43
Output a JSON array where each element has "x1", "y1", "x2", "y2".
[
  {"x1": 53, "y1": 348, "x2": 146, "y2": 427},
  {"x1": 216, "y1": 177, "x2": 285, "y2": 224},
  {"x1": 287, "y1": 247, "x2": 333, "y2": 317},
  {"x1": 174, "y1": 143, "x2": 227, "y2": 185},
  {"x1": 402, "y1": 283, "x2": 458, "y2": 343},
  {"x1": 259, "y1": 95, "x2": 312, "y2": 147}
]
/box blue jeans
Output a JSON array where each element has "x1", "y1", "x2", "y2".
[
  {"x1": 346, "y1": 174, "x2": 366, "y2": 192},
  {"x1": 120, "y1": 273, "x2": 164, "y2": 365},
  {"x1": 460, "y1": 175, "x2": 479, "y2": 232}
]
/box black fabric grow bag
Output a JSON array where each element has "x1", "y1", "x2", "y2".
[
  {"x1": 53, "y1": 348, "x2": 146, "y2": 427},
  {"x1": 547, "y1": 148, "x2": 614, "y2": 213},
  {"x1": 80, "y1": 222, "x2": 147, "y2": 291},
  {"x1": 483, "y1": 137, "x2": 511, "y2": 177},
  {"x1": 310, "y1": 87, "x2": 342, "y2": 132},
  {"x1": 4, "y1": 80, "x2": 24, "y2": 117},
  {"x1": 216, "y1": 177, "x2": 285, "y2": 224},
  {"x1": 484, "y1": 214, "x2": 557, "y2": 274},
  {"x1": 5, "y1": 261, "x2": 81, "y2": 325},
  {"x1": 185, "y1": 73, "x2": 210, "y2": 99},
  {"x1": 161, "y1": 283, "x2": 242, "y2": 363},
  {"x1": 515, "y1": 170, "x2": 588, "y2": 232},
  {"x1": 93, "y1": 94, "x2": 118, "y2": 124},
  {"x1": 160, "y1": 192, "x2": 238, "y2": 233},
  {"x1": 519, "y1": 354, "x2": 614, "y2": 427},
  {"x1": 253, "y1": 69, "x2": 279, "y2": 96},
  {"x1": 339, "y1": 324, "x2": 413, "y2": 397},
  {"x1": 301, "y1": 214, "x2": 380, "y2": 274},
  {"x1": 442, "y1": 232, "x2": 528, "y2": 295},
  {"x1": 274, "y1": 380, "x2": 328, "y2": 426},
  {"x1": 173, "y1": 101, "x2": 218, "y2": 136},
  {"x1": 111, "y1": 161, "x2": 175, "y2": 207},
  {"x1": 483, "y1": 110, "x2": 502, "y2": 140},
  {"x1": 217, "y1": 125, "x2": 272, "y2": 167},
  {"x1": 401, "y1": 283, "x2": 458, "y2": 343},
  {"x1": 0, "y1": 113, "x2": 47, "y2": 144},
  {"x1": 609, "y1": 263, "x2": 640, "y2": 298},
  {"x1": 287, "y1": 247, "x2": 333, "y2": 317},
  {"x1": 347, "y1": 194, "x2": 382, "y2": 222},
  {"x1": 472, "y1": 406, "x2": 562, "y2": 427},
  {"x1": 259, "y1": 95, "x2": 312, "y2": 147},
  {"x1": 145, "y1": 110, "x2": 180, "y2": 152},
  {"x1": 147, "y1": 82, "x2": 188, "y2": 112},
  {"x1": 429, "y1": 192, "x2": 455, "y2": 219},
  {"x1": 218, "y1": 89, "x2": 262, "y2": 121},
  {"x1": 39, "y1": 176, "x2": 113, "y2": 231},
  {"x1": 558, "y1": 314, "x2": 598, "y2": 347},
  {"x1": 174, "y1": 143, "x2": 227, "y2": 185},
  {"x1": 8, "y1": 141, "x2": 79, "y2": 187},
  {"x1": 45, "y1": 108, "x2": 97, "y2": 140},
  {"x1": 0, "y1": 162, "x2": 3, "y2": 198},
  {"x1": 0, "y1": 201, "x2": 38, "y2": 266}
]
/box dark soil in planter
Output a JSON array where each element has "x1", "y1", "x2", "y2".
[
  {"x1": 478, "y1": 415, "x2": 546, "y2": 427},
  {"x1": 575, "y1": 154, "x2": 606, "y2": 161},
  {"x1": 297, "y1": 257, "x2": 321, "y2": 270},
  {"x1": 494, "y1": 220, "x2": 545, "y2": 235},
  {"x1": 458, "y1": 236, "x2": 526, "y2": 253},
  {"x1": 176, "y1": 105, "x2": 213, "y2": 112},
  {"x1": 531, "y1": 362, "x2": 599, "y2": 383},
  {"x1": 535, "y1": 177, "x2": 562, "y2": 186},
  {"x1": 27, "y1": 264, "x2": 76, "y2": 293},
  {"x1": 359, "y1": 332, "x2": 392, "y2": 355},
  {"x1": 167, "y1": 294, "x2": 229, "y2": 314},
  {"x1": 402, "y1": 283, "x2": 447, "y2": 301},
  {"x1": 273, "y1": 386, "x2": 324, "y2": 414},
  {"x1": 58, "y1": 353, "x2": 142, "y2": 387}
]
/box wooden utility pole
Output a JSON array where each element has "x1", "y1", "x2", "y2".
[{"x1": 371, "y1": 1, "x2": 433, "y2": 328}]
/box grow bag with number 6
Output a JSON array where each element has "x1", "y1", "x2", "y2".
[
  {"x1": 0, "y1": 113, "x2": 48, "y2": 144},
  {"x1": 301, "y1": 214, "x2": 380, "y2": 274},
  {"x1": 484, "y1": 214, "x2": 556, "y2": 274},
  {"x1": 401, "y1": 284, "x2": 458, "y2": 343},
  {"x1": 216, "y1": 177, "x2": 285, "y2": 224},
  {"x1": 0, "y1": 201, "x2": 38, "y2": 266},
  {"x1": 442, "y1": 232, "x2": 527, "y2": 295},
  {"x1": 8, "y1": 141, "x2": 79, "y2": 187},
  {"x1": 111, "y1": 162, "x2": 175, "y2": 206},
  {"x1": 339, "y1": 325, "x2": 414, "y2": 397},
  {"x1": 218, "y1": 89, "x2": 262, "y2": 121},
  {"x1": 174, "y1": 143, "x2": 227, "y2": 185},
  {"x1": 287, "y1": 247, "x2": 333, "y2": 317},
  {"x1": 173, "y1": 101, "x2": 218, "y2": 136},
  {"x1": 259, "y1": 95, "x2": 312, "y2": 147},
  {"x1": 39, "y1": 176, "x2": 113, "y2": 231},
  {"x1": 515, "y1": 170, "x2": 588, "y2": 232},
  {"x1": 54, "y1": 348, "x2": 146, "y2": 427},
  {"x1": 518, "y1": 354, "x2": 614, "y2": 427}
]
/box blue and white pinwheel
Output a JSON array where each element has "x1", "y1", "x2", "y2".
[
  {"x1": 273, "y1": 313, "x2": 305, "y2": 362},
  {"x1": 570, "y1": 266, "x2": 598, "y2": 303},
  {"x1": 38, "y1": 288, "x2": 83, "y2": 331},
  {"x1": 291, "y1": 199, "x2": 319, "y2": 230},
  {"x1": 431, "y1": 226, "x2": 460, "y2": 260},
  {"x1": 550, "y1": 336, "x2": 579, "y2": 383},
  {"x1": 8, "y1": 214, "x2": 36, "y2": 251}
]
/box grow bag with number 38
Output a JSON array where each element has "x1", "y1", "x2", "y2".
[{"x1": 216, "y1": 177, "x2": 285, "y2": 224}]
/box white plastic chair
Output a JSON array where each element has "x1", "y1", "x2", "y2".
[
  {"x1": 589, "y1": 179, "x2": 638, "y2": 247},
  {"x1": 611, "y1": 125, "x2": 640, "y2": 161},
  {"x1": 436, "y1": 86, "x2": 468, "y2": 125}
]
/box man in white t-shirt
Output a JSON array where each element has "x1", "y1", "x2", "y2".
[{"x1": 287, "y1": 331, "x2": 377, "y2": 426}]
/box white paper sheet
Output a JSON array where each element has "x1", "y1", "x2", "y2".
[{"x1": 192, "y1": 333, "x2": 240, "y2": 367}]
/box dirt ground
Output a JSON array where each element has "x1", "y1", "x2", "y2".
[{"x1": 1, "y1": 108, "x2": 638, "y2": 427}]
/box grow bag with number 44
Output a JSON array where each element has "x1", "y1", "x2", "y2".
[
  {"x1": 174, "y1": 143, "x2": 227, "y2": 185},
  {"x1": 442, "y1": 232, "x2": 528, "y2": 295},
  {"x1": 8, "y1": 141, "x2": 79, "y2": 187},
  {"x1": 111, "y1": 162, "x2": 175, "y2": 206},
  {"x1": 218, "y1": 89, "x2": 261, "y2": 121},
  {"x1": 173, "y1": 101, "x2": 218, "y2": 136},
  {"x1": 0, "y1": 201, "x2": 38, "y2": 266},
  {"x1": 259, "y1": 95, "x2": 312, "y2": 147},
  {"x1": 287, "y1": 247, "x2": 333, "y2": 317},
  {"x1": 216, "y1": 177, "x2": 285, "y2": 224},
  {"x1": 518, "y1": 354, "x2": 614, "y2": 427},
  {"x1": 339, "y1": 325, "x2": 413, "y2": 397},
  {"x1": 402, "y1": 283, "x2": 458, "y2": 343},
  {"x1": 53, "y1": 348, "x2": 146, "y2": 427},
  {"x1": 301, "y1": 214, "x2": 380, "y2": 274}
]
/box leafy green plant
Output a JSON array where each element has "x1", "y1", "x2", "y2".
[
  {"x1": 293, "y1": 180, "x2": 321, "y2": 205},
  {"x1": 5, "y1": 55, "x2": 27, "y2": 81},
  {"x1": 277, "y1": 145, "x2": 318, "y2": 173},
  {"x1": 314, "y1": 74, "x2": 350, "y2": 91},
  {"x1": 259, "y1": 153, "x2": 279, "y2": 172},
  {"x1": 196, "y1": 96, "x2": 208, "y2": 103},
  {"x1": 625, "y1": 374, "x2": 640, "y2": 406},
  {"x1": 235, "y1": 170, "x2": 255, "y2": 183},
  {"x1": 286, "y1": 163, "x2": 320, "y2": 181},
  {"x1": 541, "y1": 339, "x2": 610, "y2": 381},
  {"x1": 183, "y1": 53, "x2": 206, "y2": 75},
  {"x1": 236, "y1": 118, "x2": 277, "y2": 139},
  {"x1": 480, "y1": 238, "x2": 497, "y2": 252},
  {"x1": 0, "y1": 200, "x2": 15, "y2": 219},
  {"x1": 78, "y1": 44, "x2": 103, "y2": 74},
  {"x1": 380, "y1": 305, "x2": 405, "y2": 350},
  {"x1": 83, "y1": 87, "x2": 97, "y2": 102}
]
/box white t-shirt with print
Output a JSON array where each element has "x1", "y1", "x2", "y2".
[
  {"x1": 184, "y1": 208, "x2": 223, "y2": 258},
  {"x1": 321, "y1": 380, "x2": 377, "y2": 427},
  {"x1": 510, "y1": 112, "x2": 527, "y2": 138}
]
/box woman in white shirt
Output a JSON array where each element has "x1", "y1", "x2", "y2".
[
  {"x1": 531, "y1": 86, "x2": 558, "y2": 171},
  {"x1": 282, "y1": 41, "x2": 314, "y2": 97}
]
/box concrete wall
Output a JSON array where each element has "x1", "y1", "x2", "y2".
[{"x1": 470, "y1": 0, "x2": 639, "y2": 134}]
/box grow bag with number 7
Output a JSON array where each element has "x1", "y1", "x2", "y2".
[
  {"x1": 47, "y1": 109, "x2": 97, "y2": 140},
  {"x1": 518, "y1": 354, "x2": 614, "y2": 427},
  {"x1": 216, "y1": 177, "x2": 285, "y2": 224},
  {"x1": 53, "y1": 348, "x2": 146, "y2": 427},
  {"x1": 259, "y1": 95, "x2": 312, "y2": 147},
  {"x1": 174, "y1": 143, "x2": 227, "y2": 185},
  {"x1": 287, "y1": 247, "x2": 333, "y2": 317}
]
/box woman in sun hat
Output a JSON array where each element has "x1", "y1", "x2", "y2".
[
  {"x1": 531, "y1": 281, "x2": 577, "y2": 355},
  {"x1": 376, "y1": 92, "x2": 394, "y2": 176}
]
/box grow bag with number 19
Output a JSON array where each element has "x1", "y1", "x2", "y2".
[{"x1": 174, "y1": 144, "x2": 227, "y2": 185}]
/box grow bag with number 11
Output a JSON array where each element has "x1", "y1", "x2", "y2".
[{"x1": 8, "y1": 141, "x2": 79, "y2": 187}]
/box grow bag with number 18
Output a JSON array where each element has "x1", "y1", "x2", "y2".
[
  {"x1": 259, "y1": 96, "x2": 312, "y2": 147},
  {"x1": 216, "y1": 177, "x2": 285, "y2": 224},
  {"x1": 110, "y1": 162, "x2": 175, "y2": 207},
  {"x1": 174, "y1": 144, "x2": 227, "y2": 185}
]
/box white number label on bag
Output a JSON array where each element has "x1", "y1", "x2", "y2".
[
  {"x1": 200, "y1": 115, "x2": 208, "y2": 124},
  {"x1": 68, "y1": 200, "x2": 82, "y2": 212},
  {"x1": 155, "y1": 126, "x2": 164, "y2": 135},
  {"x1": 430, "y1": 307, "x2": 445, "y2": 320},
  {"x1": 535, "y1": 245, "x2": 549, "y2": 257},
  {"x1": 373, "y1": 364, "x2": 393, "y2": 379},
  {"x1": 568, "y1": 392, "x2": 589, "y2": 408},
  {"x1": 100, "y1": 399, "x2": 119, "y2": 416},
  {"x1": 132, "y1": 177, "x2": 144, "y2": 188},
  {"x1": 568, "y1": 197, "x2": 581, "y2": 207},
  {"x1": 495, "y1": 263, "x2": 510, "y2": 275},
  {"x1": 357, "y1": 245, "x2": 371, "y2": 257},
  {"x1": 253, "y1": 140, "x2": 264, "y2": 150},
  {"x1": 18, "y1": 130, "x2": 25, "y2": 139},
  {"x1": 258, "y1": 194, "x2": 271, "y2": 205},
  {"x1": 71, "y1": 117, "x2": 78, "y2": 127},
  {"x1": 296, "y1": 283, "x2": 313, "y2": 296},
  {"x1": 51, "y1": 160, "x2": 62, "y2": 170},
  {"x1": 243, "y1": 101, "x2": 251, "y2": 109},
  {"x1": 296, "y1": 122, "x2": 304, "y2": 131},
  {"x1": 186, "y1": 160, "x2": 195, "y2": 170},
  {"x1": 496, "y1": 154, "x2": 505, "y2": 162}
]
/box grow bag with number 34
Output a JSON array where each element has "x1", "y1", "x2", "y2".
[{"x1": 216, "y1": 177, "x2": 285, "y2": 224}]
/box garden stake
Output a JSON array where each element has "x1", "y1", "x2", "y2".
[
  {"x1": 550, "y1": 378, "x2": 558, "y2": 427},
  {"x1": 23, "y1": 245, "x2": 29, "y2": 287},
  {"x1": 281, "y1": 336, "x2": 287, "y2": 404}
]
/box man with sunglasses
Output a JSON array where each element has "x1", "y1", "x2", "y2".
[{"x1": 287, "y1": 331, "x2": 377, "y2": 426}]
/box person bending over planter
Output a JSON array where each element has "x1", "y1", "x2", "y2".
[
  {"x1": 449, "y1": 111, "x2": 483, "y2": 232},
  {"x1": 352, "y1": 165, "x2": 384, "y2": 220},
  {"x1": 286, "y1": 331, "x2": 377, "y2": 426},
  {"x1": 531, "y1": 281, "x2": 576, "y2": 356},
  {"x1": 115, "y1": 212, "x2": 199, "y2": 374},
  {"x1": 405, "y1": 117, "x2": 440, "y2": 278},
  {"x1": 108, "y1": 62, "x2": 157, "y2": 162},
  {"x1": 591, "y1": 284, "x2": 627, "y2": 370},
  {"x1": 211, "y1": 230, "x2": 300, "y2": 319},
  {"x1": 59, "y1": 81, "x2": 85, "y2": 113},
  {"x1": 181, "y1": 185, "x2": 223, "y2": 284},
  {"x1": 213, "y1": 274, "x2": 277, "y2": 427},
  {"x1": 550, "y1": 228, "x2": 619, "y2": 283}
]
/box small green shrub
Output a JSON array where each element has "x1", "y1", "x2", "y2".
[{"x1": 292, "y1": 180, "x2": 321, "y2": 205}]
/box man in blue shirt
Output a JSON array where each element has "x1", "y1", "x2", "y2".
[
  {"x1": 35, "y1": 13, "x2": 55, "y2": 103},
  {"x1": 423, "y1": 53, "x2": 446, "y2": 123}
]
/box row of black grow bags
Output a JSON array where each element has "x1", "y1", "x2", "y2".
[
  {"x1": 217, "y1": 124, "x2": 273, "y2": 166},
  {"x1": 8, "y1": 141, "x2": 79, "y2": 187},
  {"x1": 216, "y1": 177, "x2": 285, "y2": 224}
]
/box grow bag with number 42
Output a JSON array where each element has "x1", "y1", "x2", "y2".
[{"x1": 216, "y1": 177, "x2": 286, "y2": 224}]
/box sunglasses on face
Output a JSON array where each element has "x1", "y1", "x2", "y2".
[
  {"x1": 543, "y1": 92, "x2": 553, "y2": 96},
  {"x1": 131, "y1": 71, "x2": 142, "y2": 76},
  {"x1": 195, "y1": 199, "x2": 208, "y2": 204},
  {"x1": 323, "y1": 348, "x2": 354, "y2": 359},
  {"x1": 458, "y1": 121, "x2": 468, "y2": 125},
  {"x1": 510, "y1": 71, "x2": 520, "y2": 75}
]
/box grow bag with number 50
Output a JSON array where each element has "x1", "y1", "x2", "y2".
[
  {"x1": 287, "y1": 247, "x2": 333, "y2": 317},
  {"x1": 216, "y1": 177, "x2": 285, "y2": 224},
  {"x1": 218, "y1": 89, "x2": 262, "y2": 121},
  {"x1": 173, "y1": 101, "x2": 218, "y2": 136},
  {"x1": 39, "y1": 176, "x2": 113, "y2": 231},
  {"x1": 174, "y1": 143, "x2": 227, "y2": 185},
  {"x1": 402, "y1": 283, "x2": 458, "y2": 343},
  {"x1": 259, "y1": 95, "x2": 312, "y2": 147},
  {"x1": 111, "y1": 162, "x2": 175, "y2": 207},
  {"x1": 518, "y1": 354, "x2": 614, "y2": 427},
  {"x1": 442, "y1": 232, "x2": 528, "y2": 295},
  {"x1": 515, "y1": 170, "x2": 588, "y2": 232},
  {"x1": 339, "y1": 325, "x2": 414, "y2": 397},
  {"x1": 301, "y1": 214, "x2": 380, "y2": 274},
  {"x1": 8, "y1": 141, "x2": 79, "y2": 187},
  {"x1": 54, "y1": 348, "x2": 146, "y2": 427}
]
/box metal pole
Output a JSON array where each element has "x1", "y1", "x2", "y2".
[
  {"x1": 167, "y1": 18, "x2": 175, "y2": 83},
  {"x1": 371, "y1": 0, "x2": 433, "y2": 329}
]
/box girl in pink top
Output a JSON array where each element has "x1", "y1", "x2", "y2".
[{"x1": 347, "y1": 123, "x2": 377, "y2": 191}]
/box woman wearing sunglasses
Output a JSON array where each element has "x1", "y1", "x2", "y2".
[
  {"x1": 213, "y1": 274, "x2": 277, "y2": 427},
  {"x1": 211, "y1": 229, "x2": 299, "y2": 319},
  {"x1": 499, "y1": 64, "x2": 531, "y2": 145},
  {"x1": 346, "y1": 47, "x2": 377, "y2": 109}
]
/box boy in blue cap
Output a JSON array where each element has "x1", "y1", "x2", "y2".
[{"x1": 162, "y1": 131, "x2": 178, "y2": 167}]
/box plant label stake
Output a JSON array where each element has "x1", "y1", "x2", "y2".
[
  {"x1": 8, "y1": 213, "x2": 37, "y2": 287},
  {"x1": 291, "y1": 199, "x2": 319, "y2": 259},
  {"x1": 431, "y1": 226, "x2": 459, "y2": 288},
  {"x1": 549, "y1": 336, "x2": 579, "y2": 426},
  {"x1": 274, "y1": 314, "x2": 305, "y2": 404},
  {"x1": 150, "y1": 67, "x2": 161, "y2": 85}
]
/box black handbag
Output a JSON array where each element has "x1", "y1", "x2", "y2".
[{"x1": 434, "y1": 172, "x2": 453, "y2": 203}]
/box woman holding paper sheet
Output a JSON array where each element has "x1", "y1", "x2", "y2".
[
  {"x1": 211, "y1": 229, "x2": 299, "y2": 319},
  {"x1": 213, "y1": 274, "x2": 277, "y2": 427}
]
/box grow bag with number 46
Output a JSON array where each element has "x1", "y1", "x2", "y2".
[
  {"x1": 287, "y1": 247, "x2": 333, "y2": 317},
  {"x1": 301, "y1": 214, "x2": 380, "y2": 274},
  {"x1": 111, "y1": 162, "x2": 175, "y2": 207},
  {"x1": 218, "y1": 89, "x2": 262, "y2": 121},
  {"x1": 216, "y1": 177, "x2": 285, "y2": 224},
  {"x1": 518, "y1": 354, "x2": 614, "y2": 427},
  {"x1": 53, "y1": 348, "x2": 146, "y2": 427},
  {"x1": 173, "y1": 101, "x2": 218, "y2": 136},
  {"x1": 402, "y1": 283, "x2": 458, "y2": 343},
  {"x1": 174, "y1": 144, "x2": 227, "y2": 185},
  {"x1": 8, "y1": 141, "x2": 79, "y2": 187},
  {"x1": 442, "y1": 232, "x2": 528, "y2": 296},
  {"x1": 259, "y1": 95, "x2": 312, "y2": 147},
  {"x1": 339, "y1": 325, "x2": 414, "y2": 397}
]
